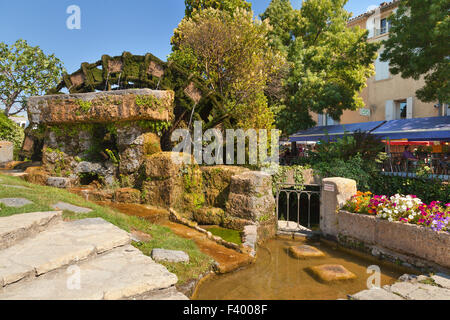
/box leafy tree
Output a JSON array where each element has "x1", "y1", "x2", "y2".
[
  {"x1": 184, "y1": 0, "x2": 251, "y2": 17},
  {"x1": 381, "y1": 0, "x2": 450, "y2": 104},
  {"x1": 0, "y1": 39, "x2": 65, "y2": 116},
  {"x1": 170, "y1": 8, "x2": 284, "y2": 130},
  {"x1": 261, "y1": 0, "x2": 379, "y2": 135}
]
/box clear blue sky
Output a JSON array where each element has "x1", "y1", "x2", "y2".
[{"x1": 0, "y1": 0, "x2": 378, "y2": 74}]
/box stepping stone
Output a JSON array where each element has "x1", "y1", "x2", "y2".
[
  {"x1": 0, "y1": 211, "x2": 62, "y2": 250},
  {"x1": 51, "y1": 202, "x2": 92, "y2": 213},
  {"x1": 0, "y1": 245, "x2": 178, "y2": 300},
  {"x1": 0, "y1": 198, "x2": 33, "y2": 208},
  {"x1": 0, "y1": 185, "x2": 30, "y2": 190},
  {"x1": 309, "y1": 264, "x2": 357, "y2": 282},
  {"x1": 151, "y1": 249, "x2": 189, "y2": 263},
  {"x1": 0, "y1": 218, "x2": 130, "y2": 287},
  {"x1": 131, "y1": 286, "x2": 189, "y2": 300},
  {"x1": 351, "y1": 288, "x2": 404, "y2": 300},
  {"x1": 289, "y1": 245, "x2": 325, "y2": 259}
]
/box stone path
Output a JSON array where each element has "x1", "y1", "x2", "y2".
[
  {"x1": 0, "y1": 185, "x2": 30, "y2": 190},
  {"x1": 151, "y1": 249, "x2": 189, "y2": 263},
  {"x1": 0, "y1": 198, "x2": 33, "y2": 208},
  {"x1": 51, "y1": 201, "x2": 92, "y2": 213},
  {"x1": 0, "y1": 211, "x2": 187, "y2": 300},
  {"x1": 350, "y1": 273, "x2": 450, "y2": 300}
]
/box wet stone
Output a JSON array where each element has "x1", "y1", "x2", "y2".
[
  {"x1": 0, "y1": 198, "x2": 33, "y2": 208},
  {"x1": 151, "y1": 249, "x2": 189, "y2": 263},
  {"x1": 51, "y1": 202, "x2": 92, "y2": 214},
  {"x1": 309, "y1": 264, "x2": 357, "y2": 282},
  {"x1": 289, "y1": 245, "x2": 325, "y2": 259}
]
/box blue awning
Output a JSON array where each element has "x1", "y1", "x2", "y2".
[
  {"x1": 371, "y1": 116, "x2": 450, "y2": 141},
  {"x1": 289, "y1": 121, "x2": 386, "y2": 142}
]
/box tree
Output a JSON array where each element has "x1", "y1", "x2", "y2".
[
  {"x1": 184, "y1": 0, "x2": 251, "y2": 18},
  {"x1": 0, "y1": 39, "x2": 65, "y2": 116},
  {"x1": 261, "y1": 0, "x2": 379, "y2": 135},
  {"x1": 170, "y1": 8, "x2": 284, "y2": 130},
  {"x1": 381, "y1": 0, "x2": 450, "y2": 104}
]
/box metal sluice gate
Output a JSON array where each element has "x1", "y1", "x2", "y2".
[{"x1": 275, "y1": 183, "x2": 321, "y2": 230}]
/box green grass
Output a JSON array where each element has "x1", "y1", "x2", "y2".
[
  {"x1": 204, "y1": 226, "x2": 242, "y2": 245},
  {"x1": 0, "y1": 174, "x2": 213, "y2": 284}
]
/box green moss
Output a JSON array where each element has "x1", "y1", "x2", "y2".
[
  {"x1": 135, "y1": 95, "x2": 161, "y2": 109},
  {"x1": 75, "y1": 99, "x2": 93, "y2": 113}
]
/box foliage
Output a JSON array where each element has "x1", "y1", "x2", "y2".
[
  {"x1": 0, "y1": 113, "x2": 24, "y2": 158},
  {"x1": 75, "y1": 99, "x2": 92, "y2": 113},
  {"x1": 342, "y1": 193, "x2": 450, "y2": 232},
  {"x1": 381, "y1": 0, "x2": 450, "y2": 103},
  {"x1": 368, "y1": 175, "x2": 449, "y2": 204},
  {"x1": 0, "y1": 39, "x2": 65, "y2": 116},
  {"x1": 261, "y1": 0, "x2": 379, "y2": 135},
  {"x1": 313, "y1": 154, "x2": 375, "y2": 191},
  {"x1": 271, "y1": 164, "x2": 309, "y2": 194},
  {"x1": 170, "y1": 7, "x2": 284, "y2": 130},
  {"x1": 184, "y1": 0, "x2": 251, "y2": 17}
]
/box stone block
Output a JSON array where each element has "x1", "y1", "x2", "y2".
[
  {"x1": 289, "y1": 245, "x2": 325, "y2": 259},
  {"x1": 151, "y1": 249, "x2": 189, "y2": 263},
  {"x1": 338, "y1": 210, "x2": 377, "y2": 244},
  {"x1": 27, "y1": 89, "x2": 174, "y2": 125},
  {"x1": 114, "y1": 188, "x2": 141, "y2": 204},
  {"x1": 200, "y1": 165, "x2": 249, "y2": 208},
  {"x1": 308, "y1": 264, "x2": 357, "y2": 282},
  {"x1": 47, "y1": 177, "x2": 72, "y2": 189}
]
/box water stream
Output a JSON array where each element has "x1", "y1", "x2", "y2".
[{"x1": 192, "y1": 237, "x2": 413, "y2": 300}]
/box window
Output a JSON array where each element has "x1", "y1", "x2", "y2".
[{"x1": 397, "y1": 100, "x2": 407, "y2": 119}]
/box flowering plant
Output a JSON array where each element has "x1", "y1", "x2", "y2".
[{"x1": 342, "y1": 193, "x2": 450, "y2": 232}]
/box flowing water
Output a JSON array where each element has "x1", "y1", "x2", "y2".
[{"x1": 192, "y1": 237, "x2": 413, "y2": 300}]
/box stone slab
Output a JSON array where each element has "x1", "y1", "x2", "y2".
[
  {"x1": 386, "y1": 282, "x2": 450, "y2": 300},
  {"x1": 0, "y1": 198, "x2": 33, "y2": 208},
  {"x1": 131, "y1": 286, "x2": 189, "y2": 300},
  {"x1": 0, "y1": 185, "x2": 30, "y2": 190},
  {"x1": 432, "y1": 273, "x2": 450, "y2": 289},
  {"x1": 351, "y1": 288, "x2": 404, "y2": 300},
  {"x1": 47, "y1": 177, "x2": 72, "y2": 189},
  {"x1": 0, "y1": 245, "x2": 178, "y2": 300},
  {"x1": 51, "y1": 202, "x2": 92, "y2": 214},
  {"x1": 309, "y1": 264, "x2": 357, "y2": 282},
  {"x1": 0, "y1": 211, "x2": 62, "y2": 250},
  {"x1": 0, "y1": 218, "x2": 130, "y2": 287},
  {"x1": 289, "y1": 245, "x2": 325, "y2": 259},
  {"x1": 151, "y1": 248, "x2": 189, "y2": 263}
]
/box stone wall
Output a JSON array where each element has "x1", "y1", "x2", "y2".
[{"x1": 337, "y1": 210, "x2": 450, "y2": 269}]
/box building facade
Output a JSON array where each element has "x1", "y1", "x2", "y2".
[{"x1": 315, "y1": 0, "x2": 448, "y2": 127}]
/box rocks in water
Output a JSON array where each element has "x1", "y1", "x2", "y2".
[
  {"x1": 151, "y1": 248, "x2": 189, "y2": 263},
  {"x1": 309, "y1": 264, "x2": 356, "y2": 282},
  {"x1": 289, "y1": 245, "x2": 325, "y2": 259},
  {"x1": 0, "y1": 198, "x2": 33, "y2": 208},
  {"x1": 51, "y1": 202, "x2": 92, "y2": 214}
]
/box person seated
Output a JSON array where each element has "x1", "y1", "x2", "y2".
[{"x1": 402, "y1": 146, "x2": 418, "y2": 166}]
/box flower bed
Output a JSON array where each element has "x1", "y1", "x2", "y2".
[{"x1": 342, "y1": 191, "x2": 450, "y2": 232}]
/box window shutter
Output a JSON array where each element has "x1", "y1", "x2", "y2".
[
  {"x1": 406, "y1": 97, "x2": 413, "y2": 119},
  {"x1": 385, "y1": 100, "x2": 395, "y2": 120},
  {"x1": 318, "y1": 114, "x2": 324, "y2": 126}
]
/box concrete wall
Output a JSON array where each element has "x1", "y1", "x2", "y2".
[{"x1": 0, "y1": 141, "x2": 13, "y2": 164}]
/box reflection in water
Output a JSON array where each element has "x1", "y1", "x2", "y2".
[{"x1": 193, "y1": 238, "x2": 412, "y2": 300}]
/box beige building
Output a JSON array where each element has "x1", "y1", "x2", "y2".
[{"x1": 314, "y1": 0, "x2": 448, "y2": 127}]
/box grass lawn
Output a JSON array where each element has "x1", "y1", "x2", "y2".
[{"x1": 0, "y1": 174, "x2": 213, "y2": 284}]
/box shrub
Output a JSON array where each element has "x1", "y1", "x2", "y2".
[{"x1": 0, "y1": 113, "x2": 24, "y2": 159}]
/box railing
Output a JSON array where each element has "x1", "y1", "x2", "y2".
[
  {"x1": 275, "y1": 183, "x2": 321, "y2": 230},
  {"x1": 374, "y1": 25, "x2": 391, "y2": 37}
]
